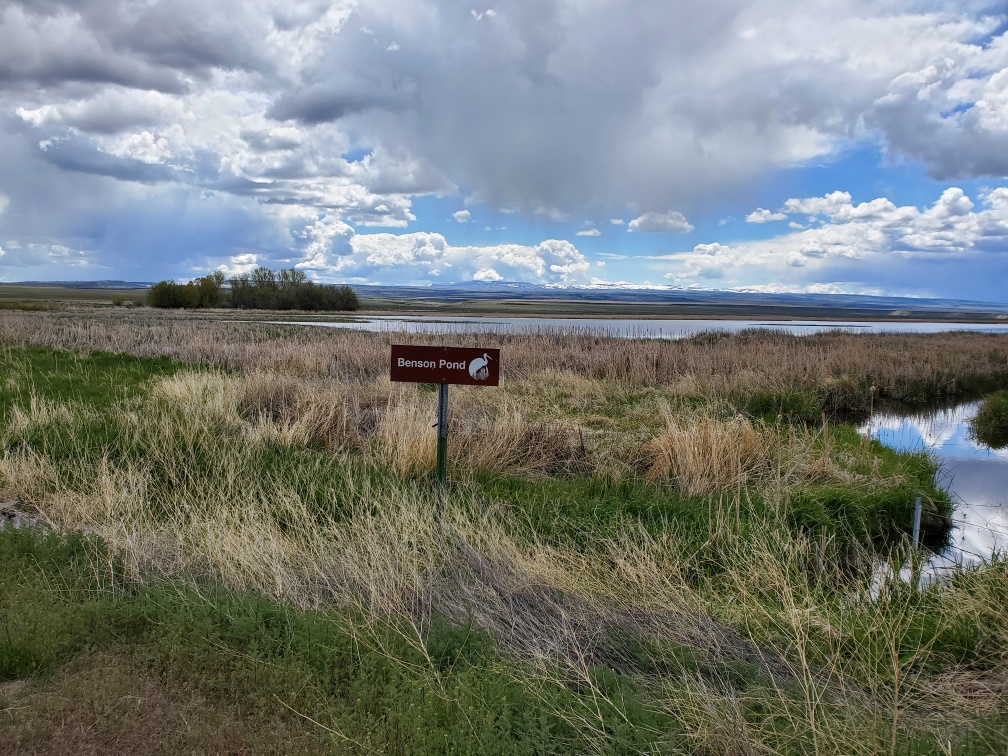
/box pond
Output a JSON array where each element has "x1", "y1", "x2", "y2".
[
  {"x1": 859, "y1": 402, "x2": 1008, "y2": 580},
  {"x1": 281, "y1": 315, "x2": 1008, "y2": 339}
]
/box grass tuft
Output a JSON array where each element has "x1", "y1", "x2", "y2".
[{"x1": 970, "y1": 389, "x2": 1008, "y2": 448}]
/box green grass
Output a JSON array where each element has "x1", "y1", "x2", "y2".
[
  {"x1": 0, "y1": 527, "x2": 681, "y2": 754},
  {"x1": 734, "y1": 387, "x2": 824, "y2": 423},
  {"x1": 970, "y1": 390, "x2": 1008, "y2": 448},
  {"x1": 787, "y1": 425, "x2": 952, "y2": 549},
  {"x1": 472, "y1": 473, "x2": 716, "y2": 547},
  {"x1": 0, "y1": 345, "x2": 180, "y2": 416}
]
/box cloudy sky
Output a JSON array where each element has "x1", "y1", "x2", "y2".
[{"x1": 1, "y1": 0, "x2": 1007, "y2": 301}]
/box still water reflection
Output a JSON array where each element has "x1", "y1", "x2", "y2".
[
  {"x1": 859, "y1": 403, "x2": 1008, "y2": 578},
  {"x1": 284, "y1": 315, "x2": 1008, "y2": 339}
]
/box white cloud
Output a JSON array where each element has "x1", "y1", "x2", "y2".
[
  {"x1": 452, "y1": 209, "x2": 471, "y2": 222},
  {"x1": 473, "y1": 267, "x2": 502, "y2": 281},
  {"x1": 217, "y1": 253, "x2": 259, "y2": 276},
  {"x1": 301, "y1": 231, "x2": 590, "y2": 285},
  {"x1": 746, "y1": 208, "x2": 787, "y2": 223},
  {"x1": 654, "y1": 187, "x2": 1008, "y2": 299},
  {"x1": 783, "y1": 191, "x2": 853, "y2": 218},
  {"x1": 609, "y1": 218, "x2": 625, "y2": 225},
  {"x1": 628, "y1": 211, "x2": 694, "y2": 234},
  {"x1": 296, "y1": 214, "x2": 356, "y2": 269},
  {"x1": 576, "y1": 228, "x2": 600, "y2": 236}
]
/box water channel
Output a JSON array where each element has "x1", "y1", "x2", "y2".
[{"x1": 859, "y1": 403, "x2": 1008, "y2": 580}]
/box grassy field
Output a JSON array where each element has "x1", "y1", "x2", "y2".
[
  {"x1": 0, "y1": 283, "x2": 148, "y2": 309},
  {"x1": 2, "y1": 310, "x2": 1008, "y2": 753}
]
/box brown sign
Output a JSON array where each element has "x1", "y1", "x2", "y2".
[{"x1": 390, "y1": 345, "x2": 500, "y2": 386}]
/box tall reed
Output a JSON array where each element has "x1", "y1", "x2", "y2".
[{"x1": 1, "y1": 310, "x2": 1007, "y2": 410}]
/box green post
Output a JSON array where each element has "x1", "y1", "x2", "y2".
[{"x1": 436, "y1": 383, "x2": 449, "y2": 485}]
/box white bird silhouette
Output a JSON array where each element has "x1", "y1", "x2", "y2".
[{"x1": 468, "y1": 352, "x2": 491, "y2": 379}]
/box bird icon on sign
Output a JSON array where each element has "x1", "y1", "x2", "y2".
[{"x1": 468, "y1": 353, "x2": 491, "y2": 380}]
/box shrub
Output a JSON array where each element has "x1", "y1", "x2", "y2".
[
  {"x1": 228, "y1": 267, "x2": 358, "y2": 312},
  {"x1": 146, "y1": 280, "x2": 198, "y2": 309}
]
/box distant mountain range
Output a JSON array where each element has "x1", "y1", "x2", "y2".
[
  {"x1": 8, "y1": 279, "x2": 1008, "y2": 316},
  {"x1": 11, "y1": 280, "x2": 152, "y2": 289},
  {"x1": 357, "y1": 281, "x2": 1008, "y2": 314}
]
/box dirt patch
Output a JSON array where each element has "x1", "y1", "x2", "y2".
[{"x1": 0, "y1": 649, "x2": 330, "y2": 755}]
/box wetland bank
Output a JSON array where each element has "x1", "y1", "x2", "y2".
[{"x1": 2, "y1": 308, "x2": 1008, "y2": 754}]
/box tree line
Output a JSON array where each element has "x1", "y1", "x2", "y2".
[{"x1": 146, "y1": 268, "x2": 359, "y2": 311}]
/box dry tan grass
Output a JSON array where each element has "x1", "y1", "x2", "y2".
[
  {"x1": 1, "y1": 309, "x2": 1007, "y2": 410},
  {"x1": 5, "y1": 396, "x2": 77, "y2": 438},
  {"x1": 144, "y1": 370, "x2": 587, "y2": 478},
  {"x1": 644, "y1": 403, "x2": 768, "y2": 495},
  {"x1": 2, "y1": 312, "x2": 1007, "y2": 753}
]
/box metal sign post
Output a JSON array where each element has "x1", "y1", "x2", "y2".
[
  {"x1": 390, "y1": 345, "x2": 501, "y2": 486},
  {"x1": 436, "y1": 383, "x2": 449, "y2": 484}
]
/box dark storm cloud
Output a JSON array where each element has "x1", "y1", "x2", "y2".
[
  {"x1": 268, "y1": 58, "x2": 416, "y2": 125},
  {"x1": 269, "y1": 87, "x2": 387, "y2": 125},
  {"x1": 263, "y1": 0, "x2": 1007, "y2": 216},
  {"x1": 41, "y1": 137, "x2": 181, "y2": 183},
  {"x1": 869, "y1": 96, "x2": 1008, "y2": 181},
  {"x1": 50, "y1": 101, "x2": 164, "y2": 135},
  {"x1": 111, "y1": 1, "x2": 273, "y2": 74},
  {"x1": 280, "y1": 0, "x2": 684, "y2": 213},
  {"x1": 0, "y1": 0, "x2": 271, "y2": 96},
  {"x1": 0, "y1": 41, "x2": 188, "y2": 93}
]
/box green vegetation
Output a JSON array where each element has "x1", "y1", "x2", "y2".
[
  {"x1": 147, "y1": 267, "x2": 360, "y2": 311},
  {"x1": 0, "y1": 300, "x2": 58, "y2": 312},
  {"x1": 1, "y1": 323, "x2": 1007, "y2": 753},
  {"x1": 971, "y1": 389, "x2": 1008, "y2": 448},
  {"x1": 1, "y1": 528, "x2": 677, "y2": 753},
  {"x1": 0, "y1": 345, "x2": 180, "y2": 416}
]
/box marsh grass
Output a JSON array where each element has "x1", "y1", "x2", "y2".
[
  {"x1": 2, "y1": 309, "x2": 1008, "y2": 413},
  {"x1": 0, "y1": 324, "x2": 1005, "y2": 753}
]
